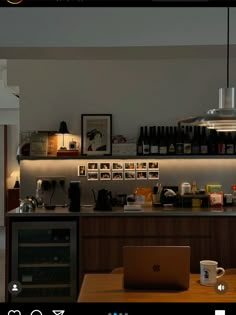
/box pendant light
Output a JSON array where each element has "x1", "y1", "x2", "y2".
[{"x1": 178, "y1": 7, "x2": 236, "y2": 132}]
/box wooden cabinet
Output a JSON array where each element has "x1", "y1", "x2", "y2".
[
  {"x1": 79, "y1": 215, "x2": 236, "y2": 288},
  {"x1": 7, "y1": 188, "x2": 20, "y2": 211}
]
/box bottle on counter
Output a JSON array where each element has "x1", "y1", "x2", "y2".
[
  {"x1": 191, "y1": 180, "x2": 197, "y2": 194},
  {"x1": 231, "y1": 184, "x2": 236, "y2": 206},
  {"x1": 35, "y1": 179, "x2": 43, "y2": 207}
]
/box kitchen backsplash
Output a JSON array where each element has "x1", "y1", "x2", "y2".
[{"x1": 19, "y1": 158, "x2": 236, "y2": 207}]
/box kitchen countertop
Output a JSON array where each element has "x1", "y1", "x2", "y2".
[{"x1": 6, "y1": 205, "x2": 236, "y2": 217}]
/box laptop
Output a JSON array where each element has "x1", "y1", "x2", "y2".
[{"x1": 123, "y1": 245, "x2": 190, "y2": 290}]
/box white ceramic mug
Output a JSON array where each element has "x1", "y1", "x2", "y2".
[{"x1": 200, "y1": 260, "x2": 225, "y2": 286}]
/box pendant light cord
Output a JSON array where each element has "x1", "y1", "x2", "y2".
[{"x1": 227, "y1": 7, "x2": 230, "y2": 88}]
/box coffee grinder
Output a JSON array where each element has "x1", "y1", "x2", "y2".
[{"x1": 68, "y1": 181, "x2": 80, "y2": 212}]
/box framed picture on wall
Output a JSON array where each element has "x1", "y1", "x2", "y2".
[
  {"x1": 78, "y1": 165, "x2": 86, "y2": 176},
  {"x1": 112, "y1": 171, "x2": 123, "y2": 180},
  {"x1": 100, "y1": 172, "x2": 111, "y2": 180},
  {"x1": 136, "y1": 171, "x2": 147, "y2": 180},
  {"x1": 81, "y1": 114, "x2": 112, "y2": 155},
  {"x1": 100, "y1": 162, "x2": 111, "y2": 170},
  {"x1": 148, "y1": 171, "x2": 159, "y2": 179},
  {"x1": 87, "y1": 172, "x2": 99, "y2": 180}
]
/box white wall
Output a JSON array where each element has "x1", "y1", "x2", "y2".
[
  {"x1": 0, "y1": 7, "x2": 233, "y2": 47},
  {"x1": 6, "y1": 57, "x2": 233, "y2": 139},
  {"x1": 2, "y1": 7, "x2": 236, "y2": 201}
]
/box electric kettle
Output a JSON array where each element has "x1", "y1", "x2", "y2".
[
  {"x1": 19, "y1": 196, "x2": 38, "y2": 212},
  {"x1": 93, "y1": 189, "x2": 112, "y2": 211}
]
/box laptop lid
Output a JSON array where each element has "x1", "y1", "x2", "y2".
[{"x1": 123, "y1": 245, "x2": 190, "y2": 290}]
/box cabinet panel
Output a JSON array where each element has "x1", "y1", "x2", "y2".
[
  {"x1": 210, "y1": 217, "x2": 236, "y2": 268},
  {"x1": 81, "y1": 216, "x2": 210, "y2": 237},
  {"x1": 79, "y1": 216, "x2": 212, "y2": 285},
  {"x1": 10, "y1": 220, "x2": 77, "y2": 302}
]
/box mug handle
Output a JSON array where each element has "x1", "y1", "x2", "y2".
[{"x1": 216, "y1": 267, "x2": 225, "y2": 279}]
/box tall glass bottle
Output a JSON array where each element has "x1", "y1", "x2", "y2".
[
  {"x1": 200, "y1": 127, "x2": 208, "y2": 155},
  {"x1": 183, "y1": 125, "x2": 192, "y2": 154},
  {"x1": 150, "y1": 126, "x2": 158, "y2": 155},
  {"x1": 143, "y1": 126, "x2": 150, "y2": 155},
  {"x1": 191, "y1": 126, "x2": 200, "y2": 154},
  {"x1": 176, "y1": 124, "x2": 183, "y2": 154},
  {"x1": 217, "y1": 131, "x2": 226, "y2": 154},
  {"x1": 208, "y1": 129, "x2": 218, "y2": 155},
  {"x1": 225, "y1": 132, "x2": 234, "y2": 155},
  {"x1": 137, "y1": 126, "x2": 144, "y2": 156},
  {"x1": 159, "y1": 126, "x2": 167, "y2": 155},
  {"x1": 168, "y1": 126, "x2": 176, "y2": 155}
]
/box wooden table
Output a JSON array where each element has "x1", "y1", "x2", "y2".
[{"x1": 78, "y1": 273, "x2": 236, "y2": 302}]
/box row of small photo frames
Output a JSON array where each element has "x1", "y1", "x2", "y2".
[{"x1": 78, "y1": 161, "x2": 159, "y2": 181}]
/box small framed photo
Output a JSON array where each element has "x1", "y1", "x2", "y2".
[
  {"x1": 78, "y1": 164, "x2": 86, "y2": 176},
  {"x1": 88, "y1": 162, "x2": 98, "y2": 170},
  {"x1": 100, "y1": 171, "x2": 111, "y2": 180},
  {"x1": 136, "y1": 171, "x2": 147, "y2": 180},
  {"x1": 148, "y1": 162, "x2": 159, "y2": 170},
  {"x1": 148, "y1": 171, "x2": 159, "y2": 180},
  {"x1": 100, "y1": 162, "x2": 111, "y2": 170},
  {"x1": 136, "y1": 162, "x2": 147, "y2": 170},
  {"x1": 124, "y1": 162, "x2": 135, "y2": 170},
  {"x1": 124, "y1": 171, "x2": 135, "y2": 180},
  {"x1": 112, "y1": 162, "x2": 123, "y2": 170},
  {"x1": 69, "y1": 140, "x2": 77, "y2": 150},
  {"x1": 81, "y1": 114, "x2": 112, "y2": 155},
  {"x1": 87, "y1": 172, "x2": 99, "y2": 180},
  {"x1": 112, "y1": 171, "x2": 123, "y2": 180}
]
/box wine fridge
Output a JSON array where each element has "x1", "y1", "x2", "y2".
[{"x1": 10, "y1": 220, "x2": 77, "y2": 302}]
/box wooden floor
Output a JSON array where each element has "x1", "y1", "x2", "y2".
[{"x1": 0, "y1": 227, "x2": 5, "y2": 302}]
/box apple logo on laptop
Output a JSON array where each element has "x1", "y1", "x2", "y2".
[{"x1": 152, "y1": 264, "x2": 160, "y2": 272}]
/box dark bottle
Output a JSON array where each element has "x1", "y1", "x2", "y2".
[
  {"x1": 225, "y1": 132, "x2": 234, "y2": 154},
  {"x1": 200, "y1": 127, "x2": 208, "y2": 154},
  {"x1": 217, "y1": 131, "x2": 226, "y2": 154},
  {"x1": 159, "y1": 126, "x2": 167, "y2": 155},
  {"x1": 167, "y1": 126, "x2": 176, "y2": 155},
  {"x1": 183, "y1": 125, "x2": 192, "y2": 154},
  {"x1": 143, "y1": 126, "x2": 150, "y2": 155},
  {"x1": 137, "y1": 126, "x2": 144, "y2": 156},
  {"x1": 156, "y1": 126, "x2": 161, "y2": 155},
  {"x1": 176, "y1": 124, "x2": 184, "y2": 154},
  {"x1": 150, "y1": 126, "x2": 158, "y2": 155},
  {"x1": 208, "y1": 129, "x2": 218, "y2": 154},
  {"x1": 191, "y1": 126, "x2": 200, "y2": 154},
  {"x1": 234, "y1": 132, "x2": 236, "y2": 154}
]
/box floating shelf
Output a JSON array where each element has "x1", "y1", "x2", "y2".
[{"x1": 20, "y1": 155, "x2": 236, "y2": 160}]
